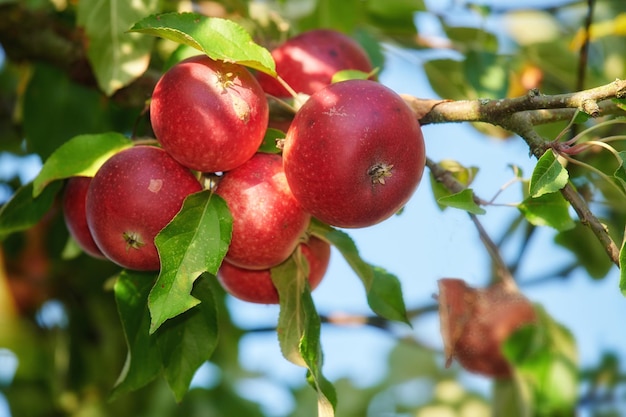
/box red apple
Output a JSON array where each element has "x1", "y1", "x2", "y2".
[
  {"x1": 438, "y1": 278, "x2": 537, "y2": 378},
  {"x1": 62, "y1": 176, "x2": 106, "y2": 259},
  {"x1": 85, "y1": 146, "x2": 202, "y2": 271},
  {"x1": 150, "y1": 55, "x2": 269, "y2": 173},
  {"x1": 256, "y1": 29, "x2": 373, "y2": 97},
  {"x1": 217, "y1": 236, "x2": 330, "y2": 304},
  {"x1": 283, "y1": 79, "x2": 426, "y2": 228},
  {"x1": 215, "y1": 152, "x2": 310, "y2": 270}
]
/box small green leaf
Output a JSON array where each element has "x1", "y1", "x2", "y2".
[
  {"x1": 502, "y1": 305, "x2": 579, "y2": 416},
  {"x1": 129, "y1": 12, "x2": 276, "y2": 76},
  {"x1": 464, "y1": 50, "x2": 509, "y2": 99},
  {"x1": 271, "y1": 251, "x2": 337, "y2": 415},
  {"x1": 111, "y1": 270, "x2": 162, "y2": 400},
  {"x1": 529, "y1": 150, "x2": 569, "y2": 198},
  {"x1": 437, "y1": 188, "x2": 486, "y2": 215},
  {"x1": 331, "y1": 69, "x2": 375, "y2": 83},
  {"x1": 77, "y1": 0, "x2": 160, "y2": 95},
  {"x1": 518, "y1": 192, "x2": 575, "y2": 231},
  {"x1": 158, "y1": 275, "x2": 218, "y2": 402},
  {"x1": 430, "y1": 160, "x2": 479, "y2": 211},
  {"x1": 32, "y1": 132, "x2": 132, "y2": 197},
  {"x1": 0, "y1": 182, "x2": 62, "y2": 241},
  {"x1": 424, "y1": 59, "x2": 471, "y2": 100},
  {"x1": 149, "y1": 191, "x2": 232, "y2": 333},
  {"x1": 308, "y1": 219, "x2": 408, "y2": 324},
  {"x1": 258, "y1": 128, "x2": 285, "y2": 154}
]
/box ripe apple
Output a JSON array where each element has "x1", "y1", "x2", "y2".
[
  {"x1": 283, "y1": 79, "x2": 426, "y2": 228},
  {"x1": 215, "y1": 152, "x2": 310, "y2": 269},
  {"x1": 217, "y1": 236, "x2": 330, "y2": 304},
  {"x1": 150, "y1": 55, "x2": 269, "y2": 173},
  {"x1": 256, "y1": 29, "x2": 373, "y2": 97},
  {"x1": 438, "y1": 278, "x2": 537, "y2": 378},
  {"x1": 62, "y1": 176, "x2": 106, "y2": 259},
  {"x1": 85, "y1": 145, "x2": 202, "y2": 271}
]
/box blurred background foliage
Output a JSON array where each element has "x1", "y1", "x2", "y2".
[{"x1": 2, "y1": 0, "x2": 626, "y2": 416}]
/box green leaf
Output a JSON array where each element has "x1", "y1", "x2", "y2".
[
  {"x1": 23, "y1": 64, "x2": 124, "y2": 160},
  {"x1": 556, "y1": 222, "x2": 613, "y2": 279},
  {"x1": 157, "y1": 275, "x2": 219, "y2": 402},
  {"x1": 271, "y1": 252, "x2": 337, "y2": 416},
  {"x1": 331, "y1": 69, "x2": 374, "y2": 83},
  {"x1": 502, "y1": 305, "x2": 579, "y2": 416},
  {"x1": 258, "y1": 128, "x2": 285, "y2": 154},
  {"x1": 423, "y1": 59, "x2": 471, "y2": 100},
  {"x1": 111, "y1": 270, "x2": 162, "y2": 400},
  {"x1": 464, "y1": 50, "x2": 509, "y2": 99},
  {"x1": 518, "y1": 192, "x2": 575, "y2": 231},
  {"x1": 77, "y1": 0, "x2": 160, "y2": 96},
  {"x1": 129, "y1": 12, "x2": 276, "y2": 76},
  {"x1": 529, "y1": 150, "x2": 569, "y2": 198},
  {"x1": 32, "y1": 132, "x2": 132, "y2": 197},
  {"x1": 437, "y1": 188, "x2": 486, "y2": 215},
  {"x1": 308, "y1": 219, "x2": 408, "y2": 324},
  {"x1": 429, "y1": 160, "x2": 479, "y2": 211},
  {"x1": 0, "y1": 182, "x2": 62, "y2": 241},
  {"x1": 149, "y1": 191, "x2": 232, "y2": 333},
  {"x1": 366, "y1": 0, "x2": 424, "y2": 35},
  {"x1": 492, "y1": 378, "x2": 532, "y2": 417}
]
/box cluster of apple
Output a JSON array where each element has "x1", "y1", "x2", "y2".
[{"x1": 62, "y1": 29, "x2": 426, "y2": 304}]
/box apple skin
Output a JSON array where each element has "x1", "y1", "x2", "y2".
[
  {"x1": 283, "y1": 79, "x2": 426, "y2": 228},
  {"x1": 256, "y1": 29, "x2": 373, "y2": 97},
  {"x1": 85, "y1": 146, "x2": 202, "y2": 271},
  {"x1": 62, "y1": 176, "x2": 106, "y2": 259},
  {"x1": 438, "y1": 278, "x2": 537, "y2": 378},
  {"x1": 150, "y1": 55, "x2": 269, "y2": 173},
  {"x1": 217, "y1": 236, "x2": 330, "y2": 304},
  {"x1": 215, "y1": 152, "x2": 311, "y2": 269}
]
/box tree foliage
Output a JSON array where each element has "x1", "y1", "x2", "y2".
[{"x1": 1, "y1": 0, "x2": 626, "y2": 416}]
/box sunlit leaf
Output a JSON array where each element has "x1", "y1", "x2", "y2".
[
  {"x1": 331, "y1": 69, "x2": 374, "y2": 83},
  {"x1": 77, "y1": 0, "x2": 160, "y2": 95},
  {"x1": 32, "y1": 132, "x2": 132, "y2": 197},
  {"x1": 149, "y1": 191, "x2": 232, "y2": 333},
  {"x1": 0, "y1": 182, "x2": 62, "y2": 241},
  {"x1": 529, "y1": 150, "x2": 568, "y2": 198},
  {"x1": 464, "y1": 50, "x2": 509, "y2": 99},
  {"x1": 503, "y1": 305, "x2": 579, "y2": 416},
  {"x1": 437, "y1": 188, "x2": 486, "y2": 215},
  {"x1": 430, "y1": 160, "x2": 479, "y2": 211},
  {"x1": 424, "y1": 59, "x2": 471, "y2": 100},
  {"x1": 129, "y1": 12, "x2": 276, "y2": 76},
  {"x1": 111, "y1": 270, "x2": 161, "y2": 400},
  {"x1": 308, "y1": 219, "x2": 408, "y2": 324},
  {"x1": 158, "y1": 275, "x2": 219, "y2": 402},
  {"x1": 518, "y1": 192, "x2": 574, "y2": 232},
  {"x1": 271, "y1": 251, "x2": 337, "y2": 416}
]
